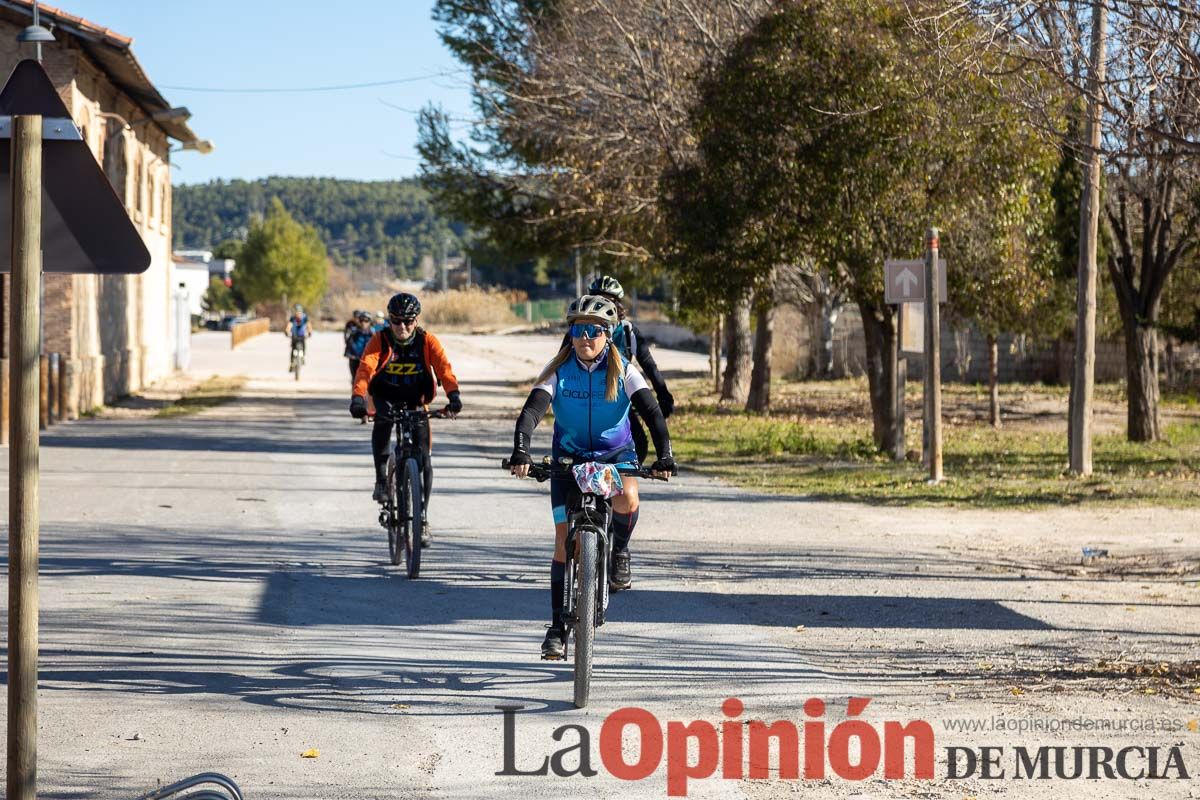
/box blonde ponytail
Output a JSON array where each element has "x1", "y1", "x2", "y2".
[
  {"x1": 605, "y1": 341, "x2": 622, "y2": 402},
  {"x1": 535, "y1": 345, "x2": 574, "y2": 386}
]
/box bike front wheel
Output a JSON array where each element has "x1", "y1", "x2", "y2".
[
  {"x1": 400, "y1": 457, "x2": 424, "y2": 579},
  {"x1": 573, "y1": 526, "x2": 598, "y2": 708},
  {"x1": 386, "y1": 455, "x2": 402, "y2": 566}
]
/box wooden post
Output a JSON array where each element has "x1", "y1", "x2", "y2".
[
  {"x1": 1, "y1": 359, "x2": 8, "y2": 446},
  {"x1": 711, "y1": 317, "x2": 722, "y2": 394},
  {"x1": 47, "y1": 353, "x2": 58, "y2": 424},
  {"x1": 9, "y1": 112, "x2": 43, "y2": 800},
  {"x1": 38, "y1": 354, "x2": 48, "y2": 430},
  {"x1": 988, "y1": 334, "x2": 1001, "y2": 428},
  {"x1": 895, "y1": 355, "x2": 907, "y2": 462},
  {"x1": 1069, "y1": 1, "x2": 1107, "y2": 476},
  {"x1": 57, "y1": 355, "x2": 68, "y2": 423},
  {"x1": 925, "y1": 227, "x2": 943, "y2": 482},
  {"x1": 63, "y1": 359, "x2": 77, "y2": 421}
]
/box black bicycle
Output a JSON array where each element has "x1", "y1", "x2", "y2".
[
  {"x1": 503, "y1": 456, "x2": 668, "y2": 708},
  {"x1": 288, "y1": 336, "x2": 305, "y2": 381},
  {"x1": 371, "y1": 408, "x2": 447, "y2": 578}
]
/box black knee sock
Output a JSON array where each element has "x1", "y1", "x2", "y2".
[
  {"x1": 550, "y1": 560, "x2": 566, "y2": 628},
  {"x1": 612, "y1": 509, "x2": 639, "y2": 552}
]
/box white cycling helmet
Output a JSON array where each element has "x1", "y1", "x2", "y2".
[{"x1": 567, "y1": 294, "x2": 620, "y2": 327}]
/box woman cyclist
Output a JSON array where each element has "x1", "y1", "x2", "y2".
[
  {"x1": 585, "y1": 275, "x2": 675, "y2": 465},
  {"x1": 508, "y1": 294, "x2": 675, "y2": 659},
  {"x1": 344, "y1": 310, "x2": 375, "y2": 381}
]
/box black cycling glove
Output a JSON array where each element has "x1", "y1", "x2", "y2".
[
  {"x1": 657, "y1": 389, "x2": 675, "y2": 419},
  {"x1": 446, "y1": 390, "x2": 463, "y2": 414},
  {"x1": 508, "y1": 450, "x2": 533, "y2": 469},
  {"x1": 349, "y1": 395, "x2": 367, "y2": 419},
  {"x1": 649, "y1": 456, "x2": 677, "y2": 476}
]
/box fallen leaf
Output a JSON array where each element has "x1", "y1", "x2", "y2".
[
  {"x1": 978, "y1": 662, "x2": 994, "y2": 671},
  {"x1": 1009, "y1": 687, "x2": 1024, "y2": 696},
  {"x1": 1143, "y1": 688, "x2": 1158, "y2": 695},
  {"x1": 390, "y1": 703, "x2": 410, "y2": 711},
  {"x1": 301, "y1": 748, "x2": 320, "y2": 759},
  {"x1": 1187, "y1": 720, "x2": 1198, "y2": 732}
]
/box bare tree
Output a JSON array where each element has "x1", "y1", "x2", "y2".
[
  {"x1": 423, "y1": 0, "x2": 773, "y2": 387},
  {"x1": 903, "y1": 0, "x2": 1200, "y2": 464}
]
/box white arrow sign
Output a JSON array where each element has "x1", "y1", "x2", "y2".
[{"x1": 884, "y1": 258, "x2": 947, "y2": 304}]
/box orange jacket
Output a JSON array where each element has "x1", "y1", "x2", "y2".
[{"x1": 352, "y1": 328, "x2": 460, "y2": 403}]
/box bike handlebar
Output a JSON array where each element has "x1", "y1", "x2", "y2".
[
  {"x1": 358, "y1": 407, "x2": 454, "y2": 425},
  {"x1": 502, "y1": 458, "x2": 669, "y2": 482}
]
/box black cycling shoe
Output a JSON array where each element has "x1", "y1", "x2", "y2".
[
  {"x1": 541, "y1": 626, "x2": 568, "y2": 660},
  {"x1": 610, "y1": 548, "x2": 632, "y2": 591},
  {"x1": 420, "y1": 516, "x2": 431, "y2": 547},
  {"x1": 372, "y1": 479, "x2": 387, "y2": 504}
]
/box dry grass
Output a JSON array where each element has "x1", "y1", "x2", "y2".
[
  {"x1": 420, "y1": 287, "x2": 525, "y2": 328},
  {"x1": 326, "y1": 287, "x2": 523, "y2": 330}
]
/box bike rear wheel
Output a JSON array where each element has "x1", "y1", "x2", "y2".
[
  {"x1": 291, "y1": 347, "x2": 302, "y2": 381},
  {"x1": 386, "y1": 455, "x2": 402, "y2": 566},
  {"x1": 401, "y1": 457, "x2": 424, "y2": 579},
  {"x1": 573, "y1": 526, "x2": 598, "y2": 708}
]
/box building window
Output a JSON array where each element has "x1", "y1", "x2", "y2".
[
  {"x1": 135, "y1": 155, "x2": 144, "y2": 215},
  {"x1": 102, "y1": 123, "x2": 127, "y2": 205}
]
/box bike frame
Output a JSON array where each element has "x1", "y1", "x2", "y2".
[{"x1": 561, "y1": 492, "x2": 613, "y2": 638}]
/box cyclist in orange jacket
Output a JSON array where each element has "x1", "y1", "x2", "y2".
[{"x1": 350, "y1": 292, "x2": 462, "y2": 542}]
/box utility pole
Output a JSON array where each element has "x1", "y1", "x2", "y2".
[
  {"x1": 1069, "y1": 1, "x2": 1107, "y2": 477},
  {"x1": 9, "y1": 112, "x2": 43, "y2": 800},
  {"x1": 440, "y1": 234, "x2": 449, "y2": 292},
  {"x1": 574, "y1": 249, "x2": 583, "y2": 297}
]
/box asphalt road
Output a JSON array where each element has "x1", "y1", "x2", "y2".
[{"x1": 2, "y1": 330, "x2": 1197, "y2": 799}]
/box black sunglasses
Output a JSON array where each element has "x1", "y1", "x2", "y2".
[{"x1": 389, "y1": 316, "x2": 417, "y2": 326}]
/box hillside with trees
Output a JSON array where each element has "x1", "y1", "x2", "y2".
[{"x1": 173, "y1": 177, "x2": 464, "y2": 276}]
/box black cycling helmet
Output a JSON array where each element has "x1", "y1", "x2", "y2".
[
  {"x1": 355, "y1": 310, "x2": 372, "y2": 322},
  {"x1": 588, "y1": 275, "x2": 625, "y2": 300},
  {"x1": 387, "y1": 292, "x2": 421, "y2": 319}
]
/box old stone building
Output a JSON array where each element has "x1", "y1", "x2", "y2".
[{"x1": 0, "y1": 1, "x2": 206, "y2": 414}]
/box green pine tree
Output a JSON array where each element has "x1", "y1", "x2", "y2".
[{"x1": 236, "y1": 198, "x2": 329, "y2": 309}]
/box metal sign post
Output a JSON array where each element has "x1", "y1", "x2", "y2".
[
  {"x1": 924, "y1": 228, "x2": 943, "y2": 483},
  {"x1": 9, "y1": 111, "x2": 42, "y2": 800}
]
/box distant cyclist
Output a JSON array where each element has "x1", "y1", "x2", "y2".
[
  {"x1": 564, "y1": 276, "x2": 675, "y2": 465},
  {"x1": 285, "y1": 304, "x2": 311, "y2": 357},
  {"x1": 349, "y1": 292, "x2": 462, "y2": 544},
  {"x1": 344, "y1": 310, "x2": 375, "y2": 381},
  {"x1": 509, "y1": 294, "x2": 675, "y2": 659}
]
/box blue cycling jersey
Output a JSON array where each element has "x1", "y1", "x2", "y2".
[
  {"x1": 534, "y1": 349, "x2": 649, "y2": 460},
  {"x1": 346, "y1": 328, "x2": 373, "y2": 358}
]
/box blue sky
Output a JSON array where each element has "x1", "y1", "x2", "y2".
[{"x1": 54, "y1": 1, "x2": 475, "y2": 186}]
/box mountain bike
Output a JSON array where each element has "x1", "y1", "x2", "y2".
[
  {"x1": 372, "y1": 407, "x2": 448, "y2": 578},
  {"x1": 502, "y1": 456, "x2": 669, "y2": 708},
  {"x1": 289, "y1": 336, "x2": 305, "y2": 381}
]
